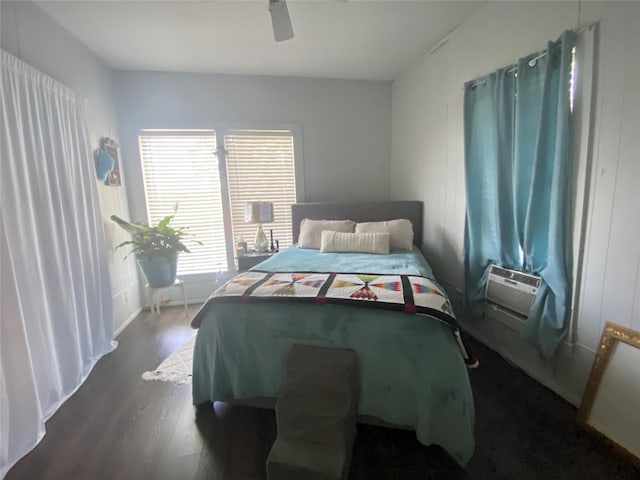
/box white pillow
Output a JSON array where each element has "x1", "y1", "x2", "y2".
[
  {"x1": 320, "y1": 231, "x2": 390, "y2": 255},
  {"x1": 355, "y1": 219, "x2": 414, "y2": 251},
  {"x1": 297, "y1": 218, "x2": 356, "y2": 249}
]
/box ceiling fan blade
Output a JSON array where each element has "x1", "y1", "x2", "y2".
[{"x1": 269, "y1": 0, "x2": 294, "y2": 42}]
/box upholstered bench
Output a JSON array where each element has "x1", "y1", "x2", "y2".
[{"x1": 267, "y1": 345, "x2": 358, "y2": 480}]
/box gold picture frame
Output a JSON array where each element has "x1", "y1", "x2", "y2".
[{"x1": 578, "y1": 321, "x2": 640, "y2": 464}]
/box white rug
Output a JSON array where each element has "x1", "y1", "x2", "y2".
[{"x1": 142, "y1": 336, "x2": 195, "y2": 384}]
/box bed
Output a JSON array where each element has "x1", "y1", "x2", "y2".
[{"x1": 191, "y1": 201, "x2": 475, "y2": 466}]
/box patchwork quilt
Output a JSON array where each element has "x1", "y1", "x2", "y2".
[{"x1": 192, "y1": 271, "x2": 478, "y2": 367}]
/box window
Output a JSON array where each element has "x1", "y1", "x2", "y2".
[
  {"x1": 463, "y1": 31, "x2": 577, "y2": 357},
  {"x1": 139, "y1": 127, "x2": 299, "y2": 275},
  {"x1": 225, "y1": 130, "x2": 296, "y2": 249},
  {"x1": 139, "y1": 130, "x2": 227, "y2": 275}
]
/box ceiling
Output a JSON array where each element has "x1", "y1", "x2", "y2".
[{"x1": 36, "y1": 0, "x2": 485, "y2": 81}]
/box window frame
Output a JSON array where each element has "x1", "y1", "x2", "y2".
[
  {"x1": 567, "y1": 25, "x2": 597, "y2": 350},
  {"x1": 217, "y1": 122, "x2": 305, "y2": 272},
  {"x1": 137, "y1": 122, "x2": 304, "y2": 281},
  {"x1": 138, "y1": 129, "x2": 227, "y2": 276}
]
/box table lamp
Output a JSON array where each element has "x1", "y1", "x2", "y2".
[{"x1": 244, "y1": 202, "x2": 274, "y2": 252}]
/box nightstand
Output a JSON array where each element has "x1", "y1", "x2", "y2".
[{"x1": 237, "y1": 251, "x2": 275, "y2": 272}]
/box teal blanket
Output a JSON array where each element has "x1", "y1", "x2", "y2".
[
  {"x1": 192, "y1": 247, "x2": 475, "y2": 466},
  {"x1": 252, "y1": 245, "x2": 435, "y2": 277}
]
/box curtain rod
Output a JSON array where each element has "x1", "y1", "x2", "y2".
[
  {"x1": 465, "y1": 22, "x2": 596, "y2": 90},
  {"x1": 505, "y1": 51, "x2": 547, "y2": 76}
]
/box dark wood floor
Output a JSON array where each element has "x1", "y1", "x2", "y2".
[{"x1": 7, "y1": 306, "x2": 640, "y2": 480}]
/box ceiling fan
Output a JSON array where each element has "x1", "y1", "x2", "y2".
[{"x1": 269, "y1": 0, "x2": 294, "y2": 42}]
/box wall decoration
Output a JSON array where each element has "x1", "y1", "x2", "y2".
[
  {"x1": 101, "y1": 137, "x2": 121, "y2": 186},
  {"x1": 578, "y1": 321, "x2": 640, "y2": 464},
  {"x1": 94, "y1": 148, "x2": 115, "y2": 181}
]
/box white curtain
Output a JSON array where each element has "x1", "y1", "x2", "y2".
[{"x1": 0, "y1": 50, "x2": 115, "y2": 478}]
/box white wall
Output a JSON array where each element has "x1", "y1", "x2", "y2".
[
  {"x1": 114, "y1": 71, "x2": 392, "y2": 303},
  {"x1": 1, "y1": 1, "x2": 141, "y2": 334},
  {"x1": 114, "y1": 71, "x2": 392, "y2": 219},
  {"x1": 391, "y1": 1, "x2": 640, "y2": 405}
]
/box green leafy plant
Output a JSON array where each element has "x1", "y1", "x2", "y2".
[{"x1": 110, "y1": 214, "x2": 200, "y2": 259}]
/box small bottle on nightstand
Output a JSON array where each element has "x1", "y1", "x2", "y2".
[{"x1": 236, "y1": 235, "x2": 247, "y2": 254}]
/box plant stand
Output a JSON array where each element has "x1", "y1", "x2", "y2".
[{"x1": 146, "y1": 278, "x2": 188, "y2": 318}]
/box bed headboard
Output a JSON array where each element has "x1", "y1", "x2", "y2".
[{"x1": 291, "y1": 201, "x2": 423, "y2": 246}]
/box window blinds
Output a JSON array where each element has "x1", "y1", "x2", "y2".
[
  {"x1": 224, "y1": 130, "x2": 296, "y2": 249},
  {"x1": 139, "y1": 131, "x2": 228, "y2": 274}
]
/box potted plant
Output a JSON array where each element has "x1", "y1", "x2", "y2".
[{"x1": 110, "y1": 214, "x2": 199, "y2": 288}]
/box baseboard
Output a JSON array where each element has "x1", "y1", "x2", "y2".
[
  {"x1": 484, "y1": 303, "x2": 578, "y2": 359},
  {"x1": 111, "y1": 280, "x2": 141, "y2": 299},
  {"x1": 442, "y1": 285, "x2": 594, "y2": 407},
  {"x1": 113, "y1": 306, "x2": 142, "y2": 338},
  {"x1": 463, "y1": 321, "x2": 587, "y2": 407}
]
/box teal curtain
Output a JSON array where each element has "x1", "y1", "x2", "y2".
[
  {"x1": 463, "y1": 68, "x2": 519, "y2": 318},
  {"x1": 464, "y1": 31, "x2": 576, "y2": 358}
]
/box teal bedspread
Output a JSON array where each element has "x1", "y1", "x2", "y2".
[
  {"x1": 252, "y1": 245, "x2": 435, "y2": 278},
  {"x1": 192, "y1": 247, "x2": 475, "y2": 466}
]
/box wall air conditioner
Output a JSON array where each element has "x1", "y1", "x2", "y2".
[{"x1": 485, "y1": 264, "x2": 541, "y2": 318}]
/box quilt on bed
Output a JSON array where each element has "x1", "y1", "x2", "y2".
[
  {"x1": 194, "y1": 271, "x2": 454, "y2": 318},
  {"x1": 192, "y1": 270, "x2": 478, "y2": 367},
  {"x1": 191, "y1": 247, "x2": 476, "y2": 466}
]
